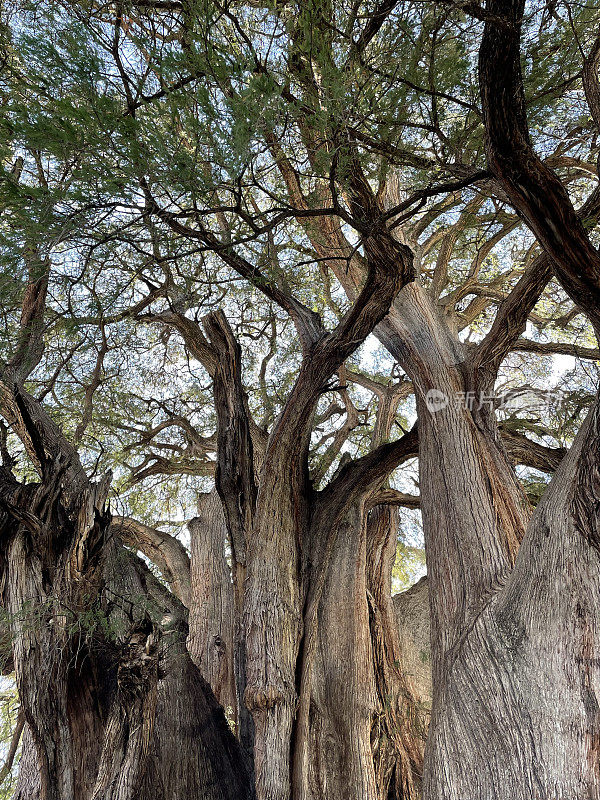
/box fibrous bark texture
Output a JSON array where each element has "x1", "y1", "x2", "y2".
[
  {"x1": 0, "y1": 449, "x2": 252, "y2": 800},
  {"x1": 302, "y1": 504, "x2": 380, "y2": 800},
  {"x1": 425, "y1": 399, "x2": 600, "y2": 799},
  {"x1": 187, "y1": 489, "x2": 237, "y2": 722}
]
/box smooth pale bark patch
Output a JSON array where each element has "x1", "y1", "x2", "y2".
[{"x1": 393, "y1": 577, "x2": 431, "y2": 713}]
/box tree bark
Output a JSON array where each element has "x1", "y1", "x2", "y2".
[
  {"x1": 424, "y1": 396, "x2": 600, "y2": 799},
  {"x1": 8, "y1": 528, "x2": 253, "y2": 800},
  {"x1": 293, "y1": 430, "x2": 428, "y2": 800},
  {"x1": 0, "y1": 435, "x2": 252, "y2": 800},
  {"x1": 393, "y1": 578, "x2": 431, "y2": 714},
  {"x1": 199, "y1": 206, "x2": 410, "y2": 798},
  {"x1": 291, "y1": 500, "x2": 428, "y2": 800},
  {"x1": 408, "y1": 5, "x2": 600, "y2": 797},
  {"x1": 203, "y1": 310, "x2": 258, "y2": 760},
  {"x1": 379, "y1": 283, "x2": 529, "y2": 663},
  {"x1": 366, "y1": 505, "x2": 425, "y2": 800},
  {"x1": 298, "y1": 503, "x2": 379, "y2": 800},
  {"x1": 479, "y1": 0, "x2": 600, "y2": 338},
  {"x1": 187, "y1": 489, "x2": 237, "y2": 724}
]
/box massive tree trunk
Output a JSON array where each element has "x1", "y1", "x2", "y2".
[
  {"x1": 260, "y1": 161, "x2": 556, "y2": 798},
  {"x1": 381, "y1": 283, "x2": 529, "y2": 651},
  {"x1": 0, "y1": 385, "x2": 253, "y2": 800},
  {"x1": 285, "y1": 144, "x2": 550, "y2": 796},
  {"x1": 242, "y1": 416, "x2": 306, "y2": 800},
  {"x1": 201, "y1": 211, "x2": 414, "y2": 799},
  {"x1": 7, "y1": 521, "x2": 252, "y2": 800},
  {"x1": 410, "y1": 2, "x2": 600, "y2": 797},
  {"x1": 294, "y1": 498, "x2": 427, "y2": 800},
  {"x1": 299, "y1": 503, "x2": 380, "y2": 800},
  {"x1": 372, "y1": 284, "x2": 539, "y2": 800},
  {"x1": 424, "y1": 397, "x2": 600, "y2": 799},
  {"x1": 307, "y1": 147, "x2": 600, "y2": 797}
]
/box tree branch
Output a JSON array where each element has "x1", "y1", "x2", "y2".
[
  {"x1": 112, "y1": 516, "x2": 191, "y2": 607},
  {"x1": 479, "y1": 0, "x2": 600, "y2": 337},
  {"x1": 0, "y1": 707, "x2": 24, "y2": 784},
  {"x1": 513, "y1": 338, "x2": 599, "y2": 361},
  {"x1": 500, "y1": 426, "x2": 566, "y2": 473},
  {"x1": 471, "y1": 254, "x2": 553, "y2": 384},
  {"x1": 366, "y1": 488, "x2": 421, "y2": 509},
  {"x1": 203, "y1": 310, "x2": 257, "y2": 564},
  {"x1": 316, "y1": 425, "x2": 419, "y2": 527}
]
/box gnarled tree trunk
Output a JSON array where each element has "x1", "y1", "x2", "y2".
[
  {"x1": 415, "y1": 1, "x2": 600, "y2": 796},
  {"x1": 300, "y1": 503, "x2": 379, "y2": 800},
  {"x1": 296, "y1": 498, "x2": 427, "y2": 800},
  {"x1": 0, "y1": 431, "x2": 252, "y2": 800}
]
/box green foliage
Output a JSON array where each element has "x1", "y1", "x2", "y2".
[
  {"x1": 0, "y1": 0, "x2": 597, "y2": 564},
  {"x1": 393, "y1": 541, "x2": 426, "y2": 594}
]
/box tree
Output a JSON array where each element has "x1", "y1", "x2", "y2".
[
  {"x1": 0, "y1": 47, "x2": 253, "y2": 792},
  {"x1": 417, "y1": 2, "x2": 600, "y2": 798},
  {"x1": 0, "y1": 376, "x2": 253, "y2": 800},
  {"x1": 1, "y1": 1, "x2": 600, "y2": 799}
]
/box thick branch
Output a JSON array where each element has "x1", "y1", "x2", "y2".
[
  {"x1": 500, "y1": 427, "x2": 566, "y2": 473},
  {"x1": 582, "y1": 32, "x2": 600, "y2": 148},
  {"x1": 126, "y1": 452, "x2": 215, "y2": 485},
  {"x1": 112, "y1": 516, "x2": 192, "y2": 607},
  {"x1": 513, "y1": 338, "x2": 599, "y2": 361},
  {"x1": 8, "y1": 249, "x2": 50, "y2": 382},
  {"x1": 0, "y1": 379, "x2": 87, "y2": 497},
  {"x1": 473, "y1": 180, "x2": 600, "y2": 382},
  {"x1": 367, "y1": 488, "x2": 421, "y2": 509},
  {"x1": 143, "y1": 310, "x2": 268, "y2": 459},
  {"x1": 203, "y1": 310, "x2": 257, "y2": 564},
  {"x1": 472, "y1": 254, "x2": 553, "y2": 383},
  {"x1": 74, "y1": 324, "x2": 108, "y2": 443},
  {"x1": 479, "y1": 0, "x2": 600, "y2": 336},
  {"x1": 316, "y1": 425, "x2": 419, "y2": 528},
  {"x1": 144, "y1": 311, "x2": 218, "y2": 375}
]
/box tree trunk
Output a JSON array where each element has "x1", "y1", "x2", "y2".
[
  {"x1": 374, "y1": 282, "x2": 600, "y2": 799},
  {"x1": 424, "y1": 398, "x2": 600, "y2": 799},
  {"x1": 361, "y1": 281, "x2": 539, "y2": 800},
  {"x1": 293, "y1": 494, "x2": 427, "y2": 800},
  {"x1": 203, "y1": 300, "x2": 426, "y2": 800},
  {"x1": 202, "y1": 309, "x2": 257, "y2": 761},
  {"x1": 243, "y1": 450, "x2": 305, "y2": 800},
  {"x1": 366, "y1": 505, "x2": 425, "y2": 800},
  {"x1": 378, "y1": 283, "x2": 529, "y2": 671},
  {"x1": 1, "y1": 465, "x2": 252, "y2": 800},
  {"x1": 187, "y1": 489, "x2": 237, "y2": 724},
  {"x1": 300, "y1": 503, "x2": 379, "y2": 800},
  {"x1": 420, "y1": 3, "x2": 600, "y2": 794}
]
